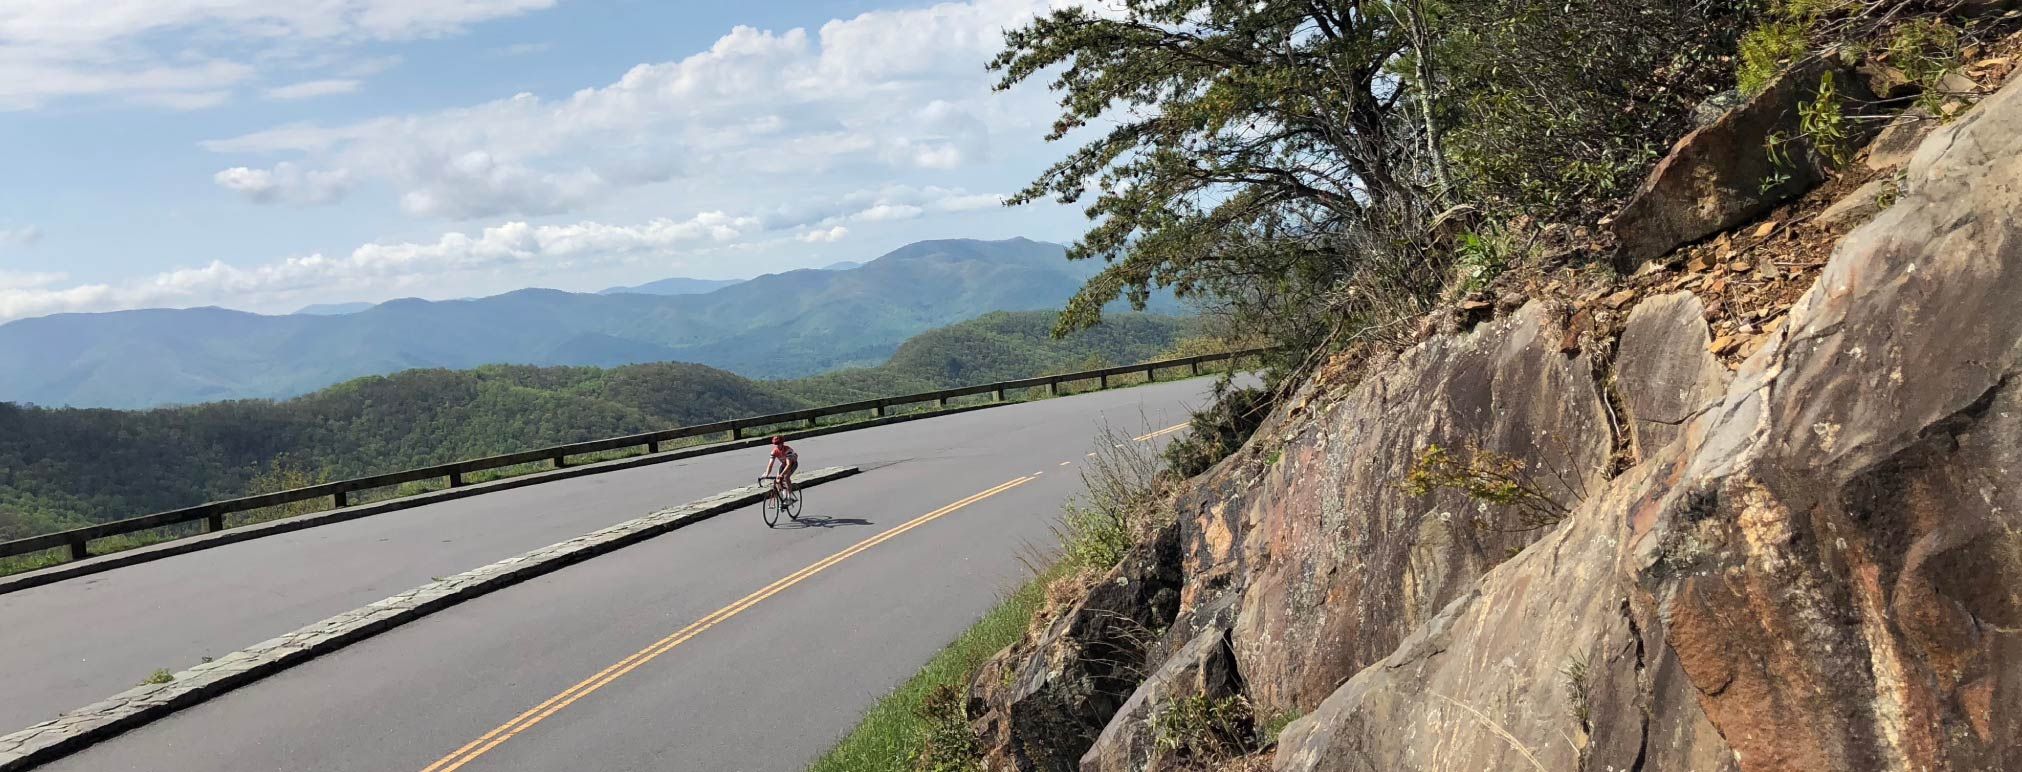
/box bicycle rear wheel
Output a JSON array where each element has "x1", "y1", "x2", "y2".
[{"x1": 761, "y1": 490, "x2": 782, "y2": 527}]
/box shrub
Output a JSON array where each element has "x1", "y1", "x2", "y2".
[
  {"x1": 1151, "y1": 694, "x2": 1257, "y2": 760},
  {"x1": 1403, "y1": 443, "x2": 1574, "y2": 531},
  {"x1": 1164, "y1": 386, "x2": 1275, "y2": 478}
]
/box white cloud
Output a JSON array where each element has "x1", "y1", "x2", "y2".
[
  {"x1": 214, "y1": 163, "x2": 353, "y2": 206},
  {"x1": 0, "y1": 211, "x2": 761, "y2": 322},
  {"x1": 202, "y1": 0, "x2": 1079, "y2": 219},
  {"x1": 265, "y1": 79, "x2": 361, "y2": 100},
  {"x1": 0, "y1": 0, "x2": 551, "y2": 109},
  {"x1": 0, "y1": 226, "x2": 43, "y2": 248},
  {"x1": 0, "y1": 270, "x2": 62, "y2": 290},
  {"x1": 799, "y1": 226, "x2": 849, "y2": 243}
]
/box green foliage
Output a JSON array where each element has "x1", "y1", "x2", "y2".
[
  {"x1": 1438, "y1": 0, "x2": 1747, "y2": 218},
  {"x1": 1887, "y1": 18, "x2": 1964, "y2": 115},
  {"x1": 809, "y1": 565, "x2": 1061, "y2": 772},
  {"x1": 1739, "y1": 20, "x2": 1814, "y2": 94},
  {"x1": 993, "y1": 0, "x2": 1448, "y2": 374},
  {"x1": 1403, "y1": 443, "x2": 1571, "y2": 531},
  {"x1": 1258, "y1": 708, "x2": 1304, "y2": 746},
  {"x1": 1151, "y1": 694, "x2": 1257, "y2": 760},
  {"x1": 1562, "y1": 655, "x2": 1593, "y2": 728},
  {"x1": 1798, "y1": 74, "x2": 1855, "y2": 167},
  {"x1": 912, "y1": 685, "x2": 982, "y2": 772},
  {"x1": 1059, "y1": 423, "x2": 1166, "y2": 572},
  {"x1": 142, "y1": 668, "x2": 174, "y2": 685},
  {"x1": 1164, "y1": 385, "x2": 1274, "y2": 478}
]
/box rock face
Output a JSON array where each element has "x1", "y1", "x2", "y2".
[
  {"x1": 1615, "y1": 291, "x2": 1729, "y2": 461},
  {"x1": 1079, "y1": 624, "x2": 1241, "y2": 772},
  {"x1": 1611, "y1": 59, "x2": 1876, "y2": 264},
  {"x1": 972, "y1": 523, "x2": 1185, "y2": 771},
  {"x1": 1624, "y1": 75, "x2": 2022, "y2": 770},
  {"x1": 1213, "y1": 303, "x2": 1613, "y2": 715},
  {"x1": 970, "y1": 66, "x2": 2022, "y2": 772},
  {"x1": 1275, "y1": 76, "x2": 2022, "y2": 771}
]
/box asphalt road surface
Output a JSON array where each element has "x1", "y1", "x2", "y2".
[{"x1": 10, "y1": 376, "x2": 1229, "y2": 770}]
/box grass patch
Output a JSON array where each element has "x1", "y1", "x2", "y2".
[
  {"x1": 141, "y1": 668, "x2": 175, "y2": 685},
  {"x1": 809, "y1": 566, "x2": 1058, "y2": 772}
]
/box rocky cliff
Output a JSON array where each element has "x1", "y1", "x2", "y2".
[{"x1": 965, "y1": 50, "x2": 2022, "y2": 772}]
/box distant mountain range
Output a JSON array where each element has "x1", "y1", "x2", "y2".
[
  {"x1": 596, "y1": 277, "x2": 744, "y2": 296},
  {"x1": 0, "y1": 238, "x2": 1177, "y2": 409},
  {"x1": 295, "y1": 302, "x2": 376, "y2": 316}
]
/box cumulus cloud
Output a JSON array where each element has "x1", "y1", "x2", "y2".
[
  {"x1": 0, "y1": 0, "x2": 551, "y2": 109},
  {"x1": 799, "y1": 226, "x2": 849, "y2": 243},
  {"x1": 201, "y1": 0, "x2": 1079, "y2": 218},
  {"x1": 264, "y1": 79, "x2": 361, "y2": 100},
  {"x1": 214, "y1": 163, "x2": 353, "y2": 206},
  {"x1": 0, "y1": 211, "x2": 759, "y2": 322}
]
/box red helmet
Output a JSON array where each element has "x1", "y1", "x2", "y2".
[{"x1": 770, "y1": 435, "x2": 784, "y2": 444}]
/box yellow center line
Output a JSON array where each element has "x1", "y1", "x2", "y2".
[
  {"x1": 421, "y1": 475, "x2": 1038, "y2": 772},
  {"x1": 1132, "y1": 422, "x2": 1189, "y2": 442}
]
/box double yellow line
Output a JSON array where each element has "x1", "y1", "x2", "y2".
[{"x1": 421, "y1": 475, "x2": 1037, "y2": 772}]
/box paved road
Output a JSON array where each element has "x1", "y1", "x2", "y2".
[{"x1": 9, "y1": 376, "x2": 1223, "y2": 770}]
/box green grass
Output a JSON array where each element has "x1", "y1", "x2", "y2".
[{"x1": 810, "y1": 567, "x2": 1056, "y2": 772}]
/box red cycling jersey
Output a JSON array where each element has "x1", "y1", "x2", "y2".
[{"x1": 771, "y1": 443, "x2": 798, "y2": 462}]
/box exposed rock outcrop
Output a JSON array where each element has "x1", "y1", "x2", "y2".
[
  {"x1": 970, "y1": 54, "x2": 2022, "y2": 772},
  {"x1": 1217, "y1": 303, "x2": 1613, "y2": 716},
  {"x1": 972, "y1": 522, "x2": 1185, "y2": 771},
  {"x1": 1276, "y1": 75, "x2": 2022, "y2": 772},
  {"x1": 1611, "y1": 59, "x2": 1877, "y2": 264},
  {"x1": 1079, "y1": 624, "x2": 1241, "y2": 772}
]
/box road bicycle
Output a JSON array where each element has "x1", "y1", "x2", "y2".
[{"x1": 758, "y1": 475, "x2": 802, "y2": 527}]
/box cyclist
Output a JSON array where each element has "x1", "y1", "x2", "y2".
[{"x1": 764, "y1": 435, "x2": 799, "y2": 502}]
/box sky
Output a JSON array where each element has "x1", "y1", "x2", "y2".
[{"x1": 0, "y1": 0, "x2": 1097, "y2": 321}]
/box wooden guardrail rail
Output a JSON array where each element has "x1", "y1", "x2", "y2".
[{"x1": 0, "y1": 348, "x2": 1266, "y2": 562}]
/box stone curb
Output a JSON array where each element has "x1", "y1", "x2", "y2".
[
  {"x1": 0, "y1": 400, "x2": 1003, "y2": 596},
  {"x1": 0, "y1": 466, "x2": 859, "y2": 771}
]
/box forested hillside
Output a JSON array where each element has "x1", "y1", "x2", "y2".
[
  {"x1": 0, "y1": 238, "x2": 1184, "y2": 409},
  {"x1": 0, "y1": 311, "x2": 1197, "y2": 541}
]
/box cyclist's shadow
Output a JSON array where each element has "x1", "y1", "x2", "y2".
[{"x1": 773, "y1": 515, "x2": 874, "y2": 530}]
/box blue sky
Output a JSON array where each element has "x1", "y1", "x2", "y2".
[{"x1": 0, "y1": 0, "x2": 1092, "y2": 320}]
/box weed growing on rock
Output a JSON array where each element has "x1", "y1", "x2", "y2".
[
  {"x1": 1799, "y1": 74, "x2": 1855, "y2": 167},
  {"x1": 1561, "y1": 655, "x2": 1593, "y2": 728},
  {"x1": 142, "y1": 668, "x2": 174, "y2": 685},
  {"x1": 1257, "y1": 709, "x2": 1305, "y2": 746},
  {"x1": 1151, "y1": 694, "x2": 1258, "y2": 760},
  {"x1": 1404, "y1": 443, "x2": 1573, "y2": 531}
]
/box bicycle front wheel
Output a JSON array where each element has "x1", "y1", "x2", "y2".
[
  {"x1": 761, "y1": 491, "x2": 782, "y2": 527},
  {"x1": 784, "y1": 487, "x2": 803, "y2": 520}
]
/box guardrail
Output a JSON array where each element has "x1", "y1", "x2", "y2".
[{"x1": 1, "y1": 348, "x2": 1266, "y2": 563}]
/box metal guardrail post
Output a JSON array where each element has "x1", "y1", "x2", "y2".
[
  {"x1": 554, "y1": 454, "x2": 568, "y2": 469},
  {"x1": 1145, "y1": 365, "x2": 1156, "y2": 382},
  {"x1": 995, "y1": 387, "x2": 1005, "y2": 402},
  {"x1": 1100, "y1": 374, "x2": 1109, "y2": 389},
  {"x1": 647, "y1": 441, "x2": 659, "y2": 454},
  {"x1": 207, "y1": 512, "x2": 225, "y2": 532},
  {"x1": 1049, "y1": 381, "x2": 1059, "y2": 396},
  {"x1": 69, "y1": 538, "x2": 87, "y2": 560},
  {"x1": 450, "y1": 470, "x2": 464, "y2": 487},
  {"x1": 1191, "y1": 360, "x2": 1201, "y2": 375},
  {"x1": 334, "y1": 491, "x2": 348, "y2": 508}
]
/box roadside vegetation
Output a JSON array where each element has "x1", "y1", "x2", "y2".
[{"x1": 812, "y1": 424, "x2": 1172, "y2": 771}]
